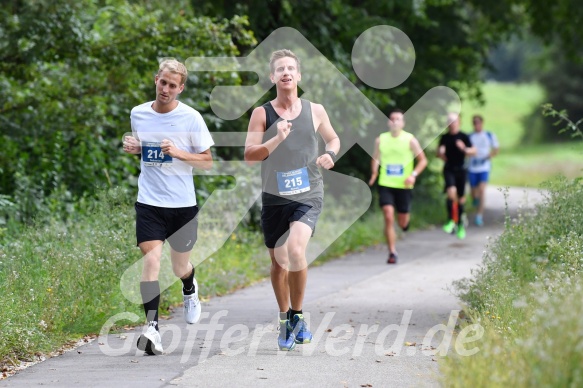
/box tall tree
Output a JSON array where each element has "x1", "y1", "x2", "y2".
[{"x1": 0, "y1": 0, "x2": 255, "y2": 221}]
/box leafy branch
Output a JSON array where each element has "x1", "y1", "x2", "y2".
[{"x1": 541, "y1": 103, "x2": 583, "y2": 140}]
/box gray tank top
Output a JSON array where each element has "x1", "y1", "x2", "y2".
[{"x1": 261, "y1": 99, "x2": 323, "y2": 206}]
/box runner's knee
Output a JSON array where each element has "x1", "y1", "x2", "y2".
[{"x1": 382, "y1": 206, "x2": 395, "y2": 222}]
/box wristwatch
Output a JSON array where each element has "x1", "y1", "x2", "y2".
[
  {"x1": 411, "y1": 170, "x2": 418, "y2": 177},
  {"x1": 325, "y1": 150, "x2": 337, "y2": 163}
]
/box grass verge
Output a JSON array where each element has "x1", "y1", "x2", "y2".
[
  {"x1": 490, "y1": 142, "x2": 583, "y2": 186},
  {"x1": 441, "y1": 177, "x2": 583, "y2": 387}
]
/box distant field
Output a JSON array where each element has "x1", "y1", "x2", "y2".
[
  {"x1": 491, "y1": 142, "x2": 583, "y2": 187},
  {"x1": 459, "y1": 82, "x2": 583, "y2": 187},
  {"x1": 461, "y1": 82, "x2": 545, "y2": 149}
]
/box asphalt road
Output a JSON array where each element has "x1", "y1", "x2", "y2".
[{"x1": 0, "y1": 186, "x2": 544, "y2": 388}]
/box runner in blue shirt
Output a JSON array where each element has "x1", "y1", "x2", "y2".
[{"x1": 468, "y1": 114, "x2": 499, "y2": 226}]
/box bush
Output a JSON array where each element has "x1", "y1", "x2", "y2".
[{"x1": 443, "y1": 176, "x2": 583, "y2": 387}]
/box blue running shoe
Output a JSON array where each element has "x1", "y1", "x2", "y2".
[
  {"x1": 291, "y1": 314, "x2": 313, "y2": 344},
  {"x1": 278, "y1": 319, "x2": 296, "y2": 351},
  {"x1": 475, "y1": 214, "x2": 484, "y2": 226}
]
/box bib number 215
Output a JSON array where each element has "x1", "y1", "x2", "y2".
[{"x1": 277, "y1": 167, "x2": 310, "y2": 196}]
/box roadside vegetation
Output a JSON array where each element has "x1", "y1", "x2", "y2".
[{"x1": 441, "y1": 107, "x2": 583, "y2": 386}]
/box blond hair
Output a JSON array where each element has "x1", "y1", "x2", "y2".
[
  {"x1": 158, "y1": 59, "x2": 188, "y2": 85},
  {"x1": 269, "y1": 49, "x2": 301, "y2": 74}
]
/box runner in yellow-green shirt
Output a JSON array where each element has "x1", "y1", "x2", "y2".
[{"x1": 368, "y1": 109, "x2": 427, "y2": 264}]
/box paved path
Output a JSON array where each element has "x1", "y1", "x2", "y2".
[{"x1": 0, "y1": 187, "x2": 544, "y2": 388}]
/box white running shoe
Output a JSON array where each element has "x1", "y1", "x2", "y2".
[
  {"x1": 183, "y1": 278, "x2": 201, "y2": 324},
  {"x1": 137, "y1": 322, "x2": 163, "y2": 355}
]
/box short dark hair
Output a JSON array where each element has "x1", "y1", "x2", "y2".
[
  {"x1": 389, "y1": 108, "x2": 404, "y2": 116},
  {"x1": 472, "y1": 114, "x2": 484, "y2": 123}
]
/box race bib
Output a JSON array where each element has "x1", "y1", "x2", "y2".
[
  {"x1": 276, "y1": 167, "x2": 310, "y2": 196},
  {"x1": 386, "y1": 164, "x2": 404, "y2": 176},
  {"x1": 471, "y1": 158, "x2": 487, "y2": 166},
  {"x1": 142, "y1": 142, "x2": 172, "y2": 167}
]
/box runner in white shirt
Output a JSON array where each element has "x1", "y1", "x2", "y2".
[
  {"x1": 468, "y1": 114, "x2": 499, "y2": 226},
  {"x1": 123, "y1": 59, "x2": 214, "y2": 355}
]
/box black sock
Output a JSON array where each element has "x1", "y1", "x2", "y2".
[
  {"x1": 181, "y1": 265, "x2": 195, "y2": 295},
  {"x1": 290, "y1": 309, "x2": 302, "y2": 320},
  {"x1": 402, "y1": 222, "x2": 410, "y2": 232},
  {"x1": 286, "y1": 308, "x2": 291, "y2": 320},
  {"x1": 458, "y1": 204, "x2": 465, "y2": 226},
  {"x1": 140, "y1": 281, "x2": 160, "y2": 331},
  {"x1": 446, "y1": 199, "x2": 453, "y2": 220}
]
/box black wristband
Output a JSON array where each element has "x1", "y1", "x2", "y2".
[{"x1": 325, "y1": 150, "x2": 337, "y2": 163}]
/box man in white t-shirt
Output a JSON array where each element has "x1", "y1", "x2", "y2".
[
  {"x1": 123, "y1": 59, "x2": 214, "y2": 355},
  {"x1": 468, "y1": 114, "x2": 499, "y2": 226}
]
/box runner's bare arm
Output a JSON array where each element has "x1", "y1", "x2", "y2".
[
  {"x1": 404, "y1": 137, "x2": 427, "y2": 187},
  {"x1": 410, "y1": 137, "x2": 427, "y2": 176},
  {"x1": 437, "y1": 141, "x2": 447, "y2": 161},
  {"x1": 456, "y1": 138, "x2": 477, "y2": 156},
  {"x1": 313, "y1": 103, "x2": 340, "y2": 170},
  {"x1": 160, "y1": 142, "x2": 213, "y2": 170},
  {"x1": 368, "y1": 137, "x2": 381, "y2": 186},
  {"x1": 244, "y1": 107, "x2": 290, "y2": 165},
  {"x1": 465, "y1": 146, "x2": 477, "y2": 156},
  {"x1": 489, "y1": 146, "x2": 499, "y2": 158}
]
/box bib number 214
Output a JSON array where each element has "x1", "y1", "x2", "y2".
[{"x1": 142, "y1": 142, "x2": 172, "y2": 166}]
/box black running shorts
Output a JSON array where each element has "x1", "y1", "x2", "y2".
[
  {"x1": 443, "y1": 169, "x2": 467, "y2": 197},
  {"x1": 135, "y1": 202, "x2": 199, "y2": 253},
  {"x1": 261, "y1": 197, "x2": 322, "y2": 249},
  {"x1": 378, "y1": 186, "x2": 413, "y2": 214}
]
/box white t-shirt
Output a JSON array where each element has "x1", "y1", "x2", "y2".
[
  {"x1": 468, "y1": 131, "x2": 499, "y2": 173},
  {"x1": 131, "y1": 101, "x2": 214, "y2": 207}
]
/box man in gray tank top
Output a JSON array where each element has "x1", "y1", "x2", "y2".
[{"x1": 244, "y1": 49, "x2": 340, "y2": 351}]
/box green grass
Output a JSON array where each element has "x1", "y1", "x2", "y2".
[
  {"x1": 458, "y1": 82, "x2": 583, "y2": 186},
  {"x1": 0, "y1": 188, "x2": 143, "y2": 362},
  {"x1": 460, "y1": 82, "x2": 545, "y2": 149},
  {"x1": 491, "y1": 142, "x2": 583, "y2": 186}
]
